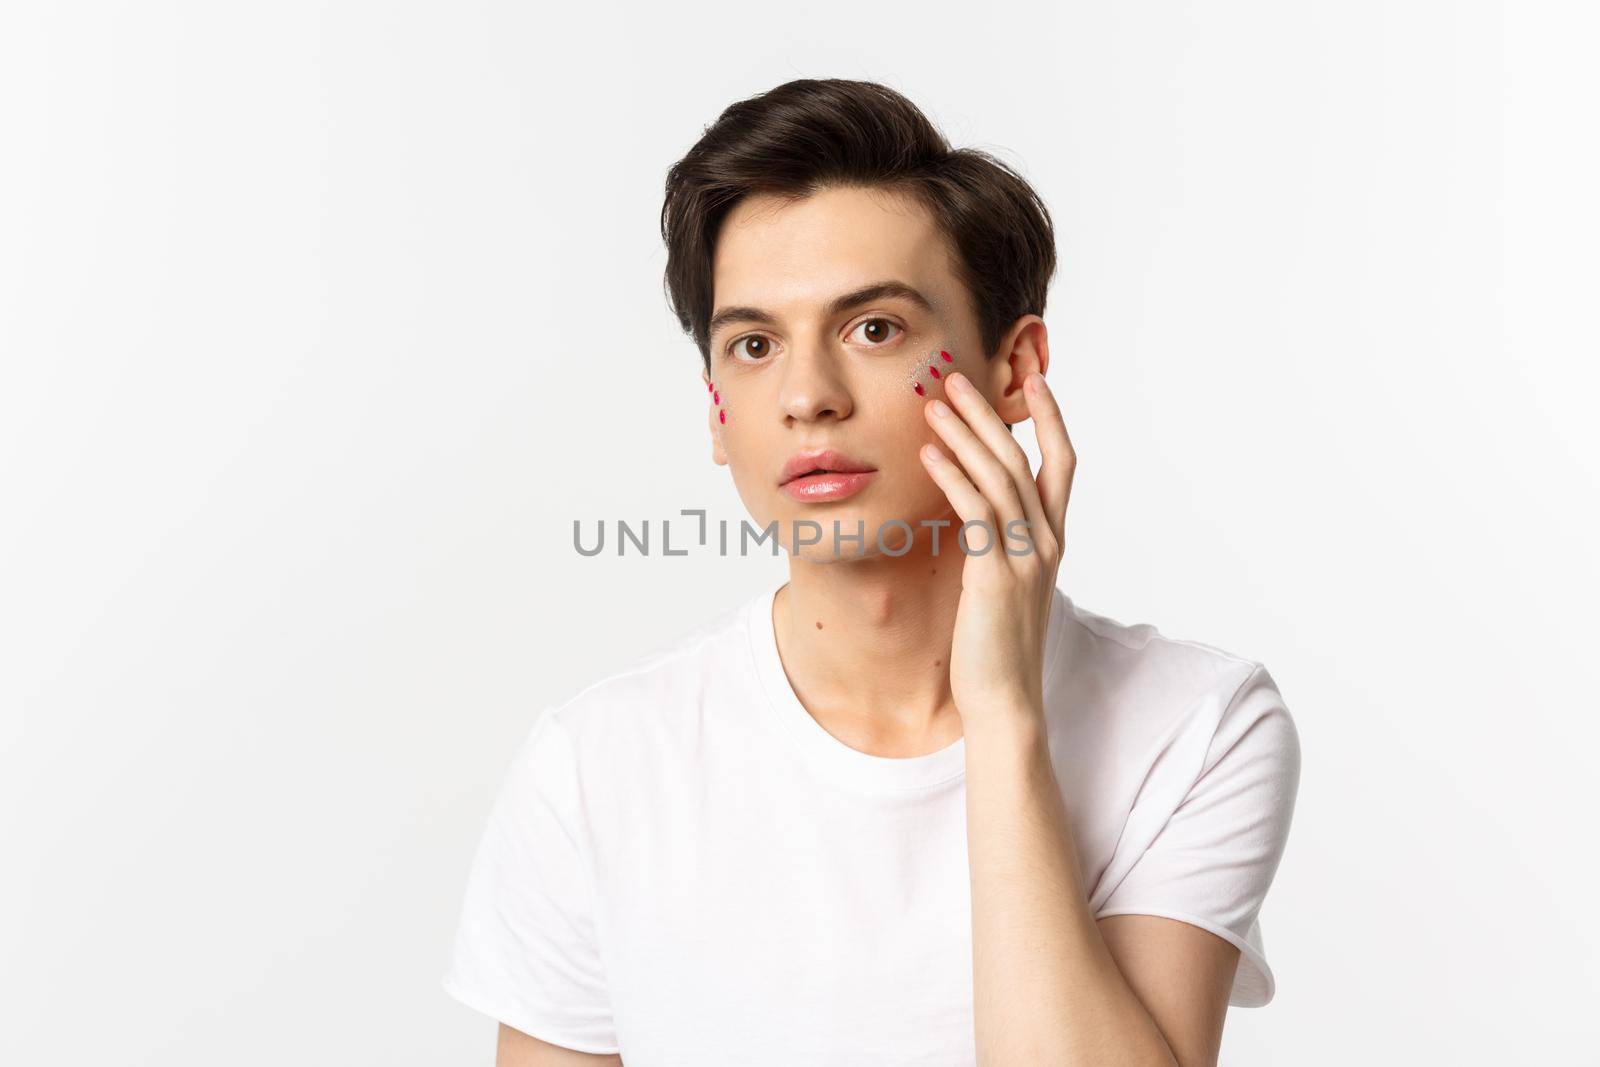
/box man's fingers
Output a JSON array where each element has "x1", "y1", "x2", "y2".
[{"x1": 1023, "y1": 373, "x2": 1074, "y2": 547}]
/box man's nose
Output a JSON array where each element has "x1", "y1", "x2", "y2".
[{"x1": 779, "y1": 340, "x2": 853, "y2": 422}]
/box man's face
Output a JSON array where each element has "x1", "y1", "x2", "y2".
[{"x1": 702, "y1": 184, "x2": 995, "y2": 561}]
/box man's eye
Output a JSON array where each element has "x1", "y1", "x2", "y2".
[
  {"x1": 851, "y1": 318, "x2": 903, "y2": 345},
  {"x1": 731, "y1": 335, "x2": 773, "y2": 360}
]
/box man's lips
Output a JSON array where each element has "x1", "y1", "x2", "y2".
[
  {"x1": 780, "y1": 469, "x2": 878, "y2": 503},
  {"x1": 778, "y1": 447, "x2": 877, "y2": 486},
  {"x1": 777, "y1": 447, "x2": 878, "y2": 504}
]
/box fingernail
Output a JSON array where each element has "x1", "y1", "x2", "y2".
[
  {"x1": 947, "y1": 374, "x2": 971, "y2": 394},
  {"x1": 931, "y1": 399, "x2": 951, "y2": 418}
]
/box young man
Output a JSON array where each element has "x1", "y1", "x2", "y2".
[{"x1": 444, "y1": 79, "x2": 1301, "y2": 1067}]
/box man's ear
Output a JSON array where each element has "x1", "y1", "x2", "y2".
[
  {"x1": 703, "y1": 369, "x2": 729, "y2": 466},
  {"x1": 989, "y1": 316, "x2": 1051, "y2": 425}
]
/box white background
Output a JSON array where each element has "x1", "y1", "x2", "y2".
[{"x1": 3, "y1": 2, "x2": 1596, "y2": 1064}]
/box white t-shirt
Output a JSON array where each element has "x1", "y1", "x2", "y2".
[{"x1": 443, "y1": 578, "x2": 1301, "y2": 1063}]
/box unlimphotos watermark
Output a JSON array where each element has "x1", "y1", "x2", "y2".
[{"x1": 573, "y1": 511, "x2": 1037, "y2": 558}]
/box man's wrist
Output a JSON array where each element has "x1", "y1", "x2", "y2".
[{"x1": 961, "y1": 699, "x2": 1050, "y2": 765}]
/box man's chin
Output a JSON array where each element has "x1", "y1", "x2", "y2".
[{"x1": 773, "y1": 510, "x2": 935, "y2": 561}]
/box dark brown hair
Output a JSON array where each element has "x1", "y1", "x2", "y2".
[{"x1": 661, "y1": 79, "x2": 1057, "y2": 372}]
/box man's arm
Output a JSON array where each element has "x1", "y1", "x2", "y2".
[
  {"x1": 964, "y1": 711, "x2": 1237, "y2": 1067},
  {"x1": 496, "y1": 1023, "x2": 623, "y2": 1067},
  {"x1": 1095, "y1": 914, "x2": 1240, "y2": 1067}
]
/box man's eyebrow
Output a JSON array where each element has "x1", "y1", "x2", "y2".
[{"x1": 707, "y1": 280, "x2": 935, "y2": 341}]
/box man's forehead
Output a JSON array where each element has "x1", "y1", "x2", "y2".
[
  {"x1": 713, "y1": 187, "x2": 954, "y2": 310},
  {"x1": 719, "y1": 186, "x2": 942, "y2": 253}
]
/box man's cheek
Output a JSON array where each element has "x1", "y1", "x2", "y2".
[
  {"x1": 907, "y1": 346, "x2": 957, "y2": 397},
  {"x1": 706, "y1": 376, "x2": 730, "y2": 426},
  {"x1": 709, "y1": 376, "x2": 743, "y2": 467}
]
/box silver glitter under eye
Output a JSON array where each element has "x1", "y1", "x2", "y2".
[{"x1": 906, "y1": 347, "x2": 956, "y2": 396}]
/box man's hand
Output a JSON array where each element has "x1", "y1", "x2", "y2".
[{"x1": 919, "y1": 369, "x2": 1075, "y2": 728}]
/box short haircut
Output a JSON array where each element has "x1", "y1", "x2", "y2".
[{"x1": 661, "y1": 78, "x2": 1057, "y2": 373}]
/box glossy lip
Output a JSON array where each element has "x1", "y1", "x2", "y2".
[
  {"x1": 780, "y1": 470, "x2": 878, "y2": 503},
  {"x1": 778, "y1": 447, "x2": 876, "y2": 486},
  {"x1": 778, "y1": 447, "x2": 879, "y2": 504}
]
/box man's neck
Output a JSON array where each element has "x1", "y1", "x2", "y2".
[{"x1": 771, "y1": 545, "x2": 968, "y2": 758}]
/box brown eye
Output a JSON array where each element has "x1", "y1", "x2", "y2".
[
  {"x1": 733, "y1": 335, "x2": 771, "y2": 360},
  {"x1": 852, "y1": 318, "x2": 903, "y2": 346}
]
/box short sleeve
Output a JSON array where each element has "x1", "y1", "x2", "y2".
[
  {"x1": 1092, "y1": 663, "x2": 1302, "y2": 1007},
  {"x1": 442, "y1": 708, "x2": 619, "y2": 1053}
]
